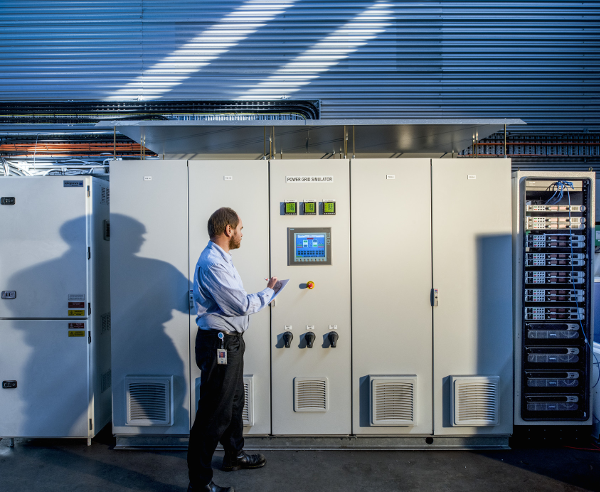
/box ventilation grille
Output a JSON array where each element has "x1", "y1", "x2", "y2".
[
  {"x1": 371, "y1": 376, "x2": 417, "y2": 426},
  {"x1": 125, "y1": 376, "x2": 173, "y2": 426},
  {"x1": 194, "y1": 375, "x2": 255, "y2": 426},
  {"x1": 294, "y1": 377, "x2": 328, "y2": 412},
  {"x1": 451, "y1": 376, "x2": 499, "y2": 426},
  {"x1": 100, "y1": 186, "x2": 109, "y2": 206},
  {"x1": 101, "y1": 369, "x2": 111, "y2": 393},
  {"x1": 242, "y1": 376, "x2": 254, "y2": 427},
  {"x1": 101, "y1": 312, "x2": 111, "y2": 334}
]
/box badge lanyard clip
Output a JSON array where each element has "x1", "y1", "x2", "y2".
[{"x1": 217, "y1": 332, "x2": 227, "y2": 365}]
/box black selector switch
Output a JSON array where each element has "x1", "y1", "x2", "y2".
[
  {"x1": 2, "y1": 380, "x2": 17, "y2": 389},
  {"x1": 1, "y1": 197, "x2": 15, "y2": 205},
  {"x1": 327, "y1": 331, "x2": 339, "y2": 348},
  {"x1": 283, "y1": 331, "x2": 293, "y2": 348},
  {"x1": 305, "y1": 331, "x2": 316, "y2": 348}
]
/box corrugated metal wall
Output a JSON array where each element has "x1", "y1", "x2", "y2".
[{"x1": 1, "y1": 0, "x2": 598, "y2": 130}]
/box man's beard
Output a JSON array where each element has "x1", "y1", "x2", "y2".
[{"x1": 229, "y1": 232, "x2": 241, "y2": 250}]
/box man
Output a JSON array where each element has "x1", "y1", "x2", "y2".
[{"x1": 188, "y1": 207, "x2": 277, "y2": 492}]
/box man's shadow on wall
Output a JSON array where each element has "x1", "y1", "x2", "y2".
[{"x1": 110, "y1": 213, "x2": 190, "y2": 431}]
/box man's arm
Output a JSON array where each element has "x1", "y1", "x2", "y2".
[{"x1": 200, "y1": 264, "x2": 273, "y2": 317}]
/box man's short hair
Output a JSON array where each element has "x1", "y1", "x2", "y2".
[{"x1": 208, "y1": 207, "x2": 239, "y2": 238}]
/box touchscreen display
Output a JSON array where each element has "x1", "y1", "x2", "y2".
[{"x1": 294, "y1": 233, "x2": 327, "y2": 261}]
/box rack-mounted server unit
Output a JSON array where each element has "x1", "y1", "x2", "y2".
[{"x1": 513, "y1": 172, "x2": 595, "y2": 427}]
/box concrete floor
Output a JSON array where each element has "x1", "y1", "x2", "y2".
[{"x1": 1, "y1": 429, "x2": 600, "y2": 492}]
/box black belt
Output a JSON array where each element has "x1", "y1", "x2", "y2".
[{"x1": 199, "y1": 328, "x2": 242, "y2": 337}]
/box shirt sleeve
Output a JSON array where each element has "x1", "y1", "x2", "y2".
[{"x1": 200, "y1": 263, "x2": 274, "y2": 317}]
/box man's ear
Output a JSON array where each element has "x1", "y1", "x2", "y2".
[{"x1": 224, "y1": 224, "x2": 233, "y2": 237}]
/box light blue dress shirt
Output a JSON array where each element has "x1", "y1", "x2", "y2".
[{"x1": 194, "y1": 241, "x2": 274, "y2": 334}]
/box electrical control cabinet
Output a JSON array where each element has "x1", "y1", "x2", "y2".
[
  {"x1": 432, "y1": 159, "x2": 513, "y2": 436},
  {"x1": 0, "y1": 177, "x2": 111, "y2": 440},
  {"x1": 0, "y1": 177, "x2": 90, "y2": 319},
  {"x1": 108, "y1": 158, "x2": 515, "y2": 445},
  {"x1": 351, "y1": 159, "x2": 433, "y2": 435},
  {"x1": 110, "y1": 161, "x2": 191, "y2": 436},
  {"x1": 0, "y1": 319, "x2": 92, "y2": 437},
  {"x1": 513, "y1": 171, "x2": 595, "y2": 425},
  {"x1": 188, "y1": 161, "x2": 270, "y2": 435},
  {"x1": 270, "y1": 160, "x2": 351, "y2": 435}
]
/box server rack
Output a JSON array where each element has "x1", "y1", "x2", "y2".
[{"x1": 513, "y1": 171, "x2": 595, "y2": 426}]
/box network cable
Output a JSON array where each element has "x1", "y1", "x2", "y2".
[
  {"x1": 546, "y1": 180, "x2": 574, "y2": 205},
  {"x1": 563, "y1": 182, "x2": 600, "y2": 389}
]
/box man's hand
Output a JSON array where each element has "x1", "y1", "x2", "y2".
[{"x1": 267, "y1": 277, "x2": 278, "y2": 290}]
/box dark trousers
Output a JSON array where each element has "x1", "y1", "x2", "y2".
[{"x1": 188, "y1": 329, "x2": 245, "y2": 487}]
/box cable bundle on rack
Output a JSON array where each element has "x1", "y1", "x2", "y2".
[{"x1": 546, "y1": 180, "x2": 574, "y2": 205}]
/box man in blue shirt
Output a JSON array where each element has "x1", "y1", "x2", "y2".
[{"x1": 187, "y1": 207, "x2": 277, "y2": 492}]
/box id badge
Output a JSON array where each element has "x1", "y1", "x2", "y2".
[{"x1": 217, "y1": 349, "x2": 228, "y2": 365}]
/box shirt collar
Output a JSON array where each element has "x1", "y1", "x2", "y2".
[{"x1": 208, "y1": 240, "x2": 232, "y2": 263}]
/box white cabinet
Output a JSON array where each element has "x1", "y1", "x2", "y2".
[
  {"x1": 188, "y1": 160, "x2": 270, "y2": 435},
  {"x1": 110, "y1": 161, "x2": 190, "y2": 436},
  {"x1": 0, "y1": 176, "x2": 110, "y2": 439}
]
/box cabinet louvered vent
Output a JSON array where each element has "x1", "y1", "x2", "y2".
[
  {"x1": 100, "y1": 186, "x2": 109, "y2": 205},
  {"x1": 242, "y1": 376, "x2": 254, "y2": 426},
  {"x1": 125, "y1": 376, "x2": 173, "y2": 426},
  {"x1": 451, "y1": 376, "x2": 499, "y2": 426},
  {"x1": 294, "y1": 377, "x2": 329, "y2": 412},
  {"x1": 100, "y1": 369, "x2": 111, "y2": 393},
  {"x1": 371, "y1": 376, "x2": 417, "y2": 426},
  {"x1": 101, "y1": 312, "x2": 111, "y2": 334}
]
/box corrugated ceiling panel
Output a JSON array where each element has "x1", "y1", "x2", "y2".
[{"x1": 0, "y1": 0, "x2": 598, "y2": 130}]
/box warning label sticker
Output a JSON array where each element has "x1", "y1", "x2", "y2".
[
  {"x1": 68, "y1": 310, "x2": 85, "y2": 317},
  {"x1": 68, "y1": 302, "x2": 85, "y2": 309},
  {"x1": 68, "y1": 331, "x2": 85, "y2": 337},
  {"x1": 68, "y1": 294, "x2": 85, "y2": 301},
  {"x1": 68, "y1": 323, "x2": 84, "y2": 329}
]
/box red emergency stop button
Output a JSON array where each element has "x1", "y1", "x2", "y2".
[{"x1": 307, "y1": 281, "x2": 315, "y2": 289}]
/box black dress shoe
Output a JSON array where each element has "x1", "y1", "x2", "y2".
[
  {"x1": 222, "y1": 450, "x2": 267, "y2": 471},
  {"x1": 187, "y1": 481, "x2": 234, "y2": 492}
]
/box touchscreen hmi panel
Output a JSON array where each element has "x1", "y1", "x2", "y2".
[
  {"x1": 287, "y1": 227, "x2": 331, "y2": 265},
  {"x1": 294, "y1": 233, "x2": 327, "y2": 262}
]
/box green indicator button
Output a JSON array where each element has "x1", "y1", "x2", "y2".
[
  {"x1": 323, "y1": 202, "x2": 336, "y2": 214},
  {"x1": 304, "y1": 202, "x2": 315, "y2": 214}
]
